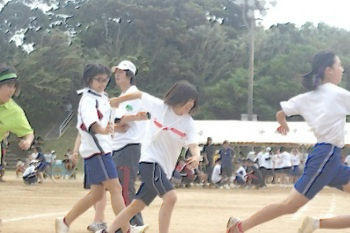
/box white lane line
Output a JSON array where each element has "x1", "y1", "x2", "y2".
[{"x1": 2, "y1": 212, "x2": 66, "y2": 223}]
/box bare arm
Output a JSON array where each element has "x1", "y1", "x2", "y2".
[
  {"x1": 90, "y1": 122, "x2": 113, "y2": 135},
  {"x1": 186, "y1": 144, "x2": 201, "y2": 169},
  {"x1": 276, "y1": 110, "x2": 289, "y2": 135},
  {"x1": 72, "y1": 134, "x2": 81, "y2": 165},
  {"x1": 110, "y1": 92, "x2": 142, "y2": 108},
  {"x1": 18, "y1": 133, "x2": 34, "y2": 150},
  {"x1": 119, "y1": 112, "x2": 149, "y2": 125}
]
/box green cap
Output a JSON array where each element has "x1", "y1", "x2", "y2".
[{"x1": 0, "y1": 73, "x2": 17, "y2": 82}]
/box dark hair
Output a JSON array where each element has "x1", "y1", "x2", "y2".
[
  {"x1": 125, "y1": 70, "x2": 135, "y2": 84},
  {"x1": 0, "y1": 64, "x2": 20, "y2": 95},
  {"x1": 302, "y1": 51, "x2": 336, "y2": 91},
  {"x1": 163, "y1": 80, "x2": 199, "y2": 114},
  {"x1": 83, "y1": 64, "x2": 111, "y2": 87}
]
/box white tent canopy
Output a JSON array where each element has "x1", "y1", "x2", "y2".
[{"x1": 194, "y1": 120, "x2": 350, "y2": 146}]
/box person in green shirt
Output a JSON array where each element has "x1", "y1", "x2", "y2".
[{"x1": 0, "y1": 64, "x2": 34, "y2": 179}]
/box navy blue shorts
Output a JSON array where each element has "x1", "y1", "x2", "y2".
[
  {"x1": 295, "y1": 143, "x2": 350, "y2": 199},
  {"x1": 135, "y1": 162, "x2": 174, "y2": 205},
  {"x1": 84, "y1": 153, "x2": 118, "y2": 188}
]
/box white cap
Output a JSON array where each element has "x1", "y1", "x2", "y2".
[
  {"x1": 116, "y1": 60, "x2": 137, "y2": 75},
  {"x1": 266, "y1": 147, "x2": 271, "y2": 152}
]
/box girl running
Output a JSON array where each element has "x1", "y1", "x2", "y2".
[
  {"x1": 226, "y1": 51, "x2": 350, "y2": 233},
  {"x1": 97, "y1": 80, "x2": 201, "y2": 233}
]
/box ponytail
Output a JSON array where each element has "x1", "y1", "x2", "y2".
[{"x1": 302, "y1": 51, "x2": 336, "y2": 91}]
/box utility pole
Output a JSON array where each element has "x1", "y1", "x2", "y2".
[{"x1": 247, "y1": 17, "x2": 255, "y2": 120}]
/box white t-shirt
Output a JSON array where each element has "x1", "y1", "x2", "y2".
[
  {"x1": 273, "y1": 153, "x2": 283, "y2": 169},
  {"x1": 112, "y1": 86, "x2": 149, "y2": 150},
  {"x1": 281, "y1": 83, "x2": 350, "y2": 148},
  {"x1": 280, "y1": 151, "x2": 292, "y2": 168},
  {"x1": 260, "y1": 152, "x2": 273, "y2": 169},
  {"x1": 290, "y1": 153, "x2": 301, "y2": 166},
  {"x1": 77, "y1": 88, "x2": 113, "y2": 158},
  {"x1": 140, "y1": 93, "x2": 198, "y2": 179},
  {"x1": 236, "y1": 166, "x2": 247, "y2": 182},
  {"x1": 211, "y1": 163, "x2": 222, "y2": 184},
  {"x1": 254, "y1": 152, "x2": 262, "y2": 164}
]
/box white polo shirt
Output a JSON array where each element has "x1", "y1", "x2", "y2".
[
  {"x1": 77, "y1": 88, "x2": 113, "y2": 158},
  {"x1": 112, "y1": 85, "x2": 148, "y2": 150},
  {"x1": 140, "y1": 92, "x2": 198, "y2": 179},
  {"x1": 281, "y1": 83, "x2": 350, "y2": 148}
]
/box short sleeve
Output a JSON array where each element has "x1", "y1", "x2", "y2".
[
  {"x1": 141, "y1": 92, "x2": 164, "y2": 112},
  {"x1": 340, "y1": 89, "x2": 350, "y2": 114},
  {"x1": 10, "y1": 107, "x2": 33, "y2": 137},
  {"x1": 185, "y1": 118, "x2": 198, "y2": 146},
  {"x1": 280, "y1": 94, "x2": 304, "y2": 117},
  {"x1": 80, "y1": 97, "x2": 99, "y2": 130}
]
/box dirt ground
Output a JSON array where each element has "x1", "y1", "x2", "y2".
[{"x1": 1, "y1": 171, "x2": 350, "y2": 233}]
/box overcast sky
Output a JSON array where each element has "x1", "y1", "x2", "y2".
[{"x1": 262, "y1": 0, "x2": 350, "y2": 30}]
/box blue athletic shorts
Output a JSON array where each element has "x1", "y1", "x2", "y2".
[
  {"x1": 135, "y1": 162, "x2": 174, "y2": 205},
  {"x1": 84, "y1": 153, "x2": 118, "y2": 188},
  {"x1": 295, "y1": 143, "x2": 350, "y2": 199}
]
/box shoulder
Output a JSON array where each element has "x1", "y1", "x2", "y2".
[
  {"x1": 80, "y1": 93, "x2": 97, "y2": 105},
  {"x1": 6, "y1": 99, "x2": 25, "y2": 115},
  {"x1": 127, "y1": 85, "x2": 139, "y2": 92}
]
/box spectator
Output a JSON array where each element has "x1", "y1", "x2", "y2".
[
  {"x1": 32, "y1": 147, "x2": 46, "y2": 183},
  {"x1": 219, "y1": 140, "x2": 234, "y2": 183},
  {"x1": 211, "y1": 158, "x2": 223, "y2": 186},
  {"x1": 290, "y1": 148, "x2": 302, "y2": 183},
  {"x1": 235, "y1": 160, "x2": 247, "y2": 186},
  {"x1": 62, "y1": 149, "x2": 74, "y2": 171},
  {"x1": 15, "y1": 159, "x2": 25, "y2": 177},
  {"x1": 202, "y1": 137, "x2": 215, "y2": 182}
]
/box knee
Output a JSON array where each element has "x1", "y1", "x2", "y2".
[
  {"x1": 163, "y1": 192, "x2": 177, "y2": 206},
  {"x1": 281, "y1": 201, "x2": 300, "y2": 214},
  {"x1": 92, "y1": 189, "x2": 104, "y2": 202}
]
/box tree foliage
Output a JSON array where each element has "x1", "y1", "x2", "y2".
[{"x1": 1, "y1": 0, "x2": 350, "y2": 133}]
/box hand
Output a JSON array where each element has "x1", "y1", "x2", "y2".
[
  {"x1": 71, "y1": 152, "x2": 79, "y2": 166},
  {"x1": 110, "y1": 97, "x2": 121, "y2": 108},
  {"x1": 135, "y1": 112, "x2": 149, "y2": 121},
  {"x1": 18, "y1": 138, "x2": 32, "y2": 150},
  {"x1": 114, "y1": 123, "x2": 129, "y2": 133},
  {"x1": 111, "y1": 66, "x2": 118, "y2": 74},
  {"x1": 277, "y1": 125, "x2": 289, "y2": 135},
  {"x1": 104, "y1": 122, "x2": 114, "y2": 134},
  {"x1": 186, "y1": 155, "x2": 200, "y2": 169}
]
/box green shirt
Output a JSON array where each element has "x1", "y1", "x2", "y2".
[{"x1": 0, "y1": 99, "x2": 33, "y2": 158}]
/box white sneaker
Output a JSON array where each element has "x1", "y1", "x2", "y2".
[
  {"x1": 95, "y1": 230, "x2": 106, "y2": 233},
  {"x1": 226, "y1": 217, "x2": 243, "y2": 233},
  {"x1": 55, "y1": 217, "x2": 69, "y2": 233},
  {"x1": 130, "y1": 224, "x2": 149, "y2": 233},
  {"x1": 87, "y1": 222, "x2": 107, "y2": 232},
  {"x1": 298, "y1": 217, "x2": 319, "y2": 233}
]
